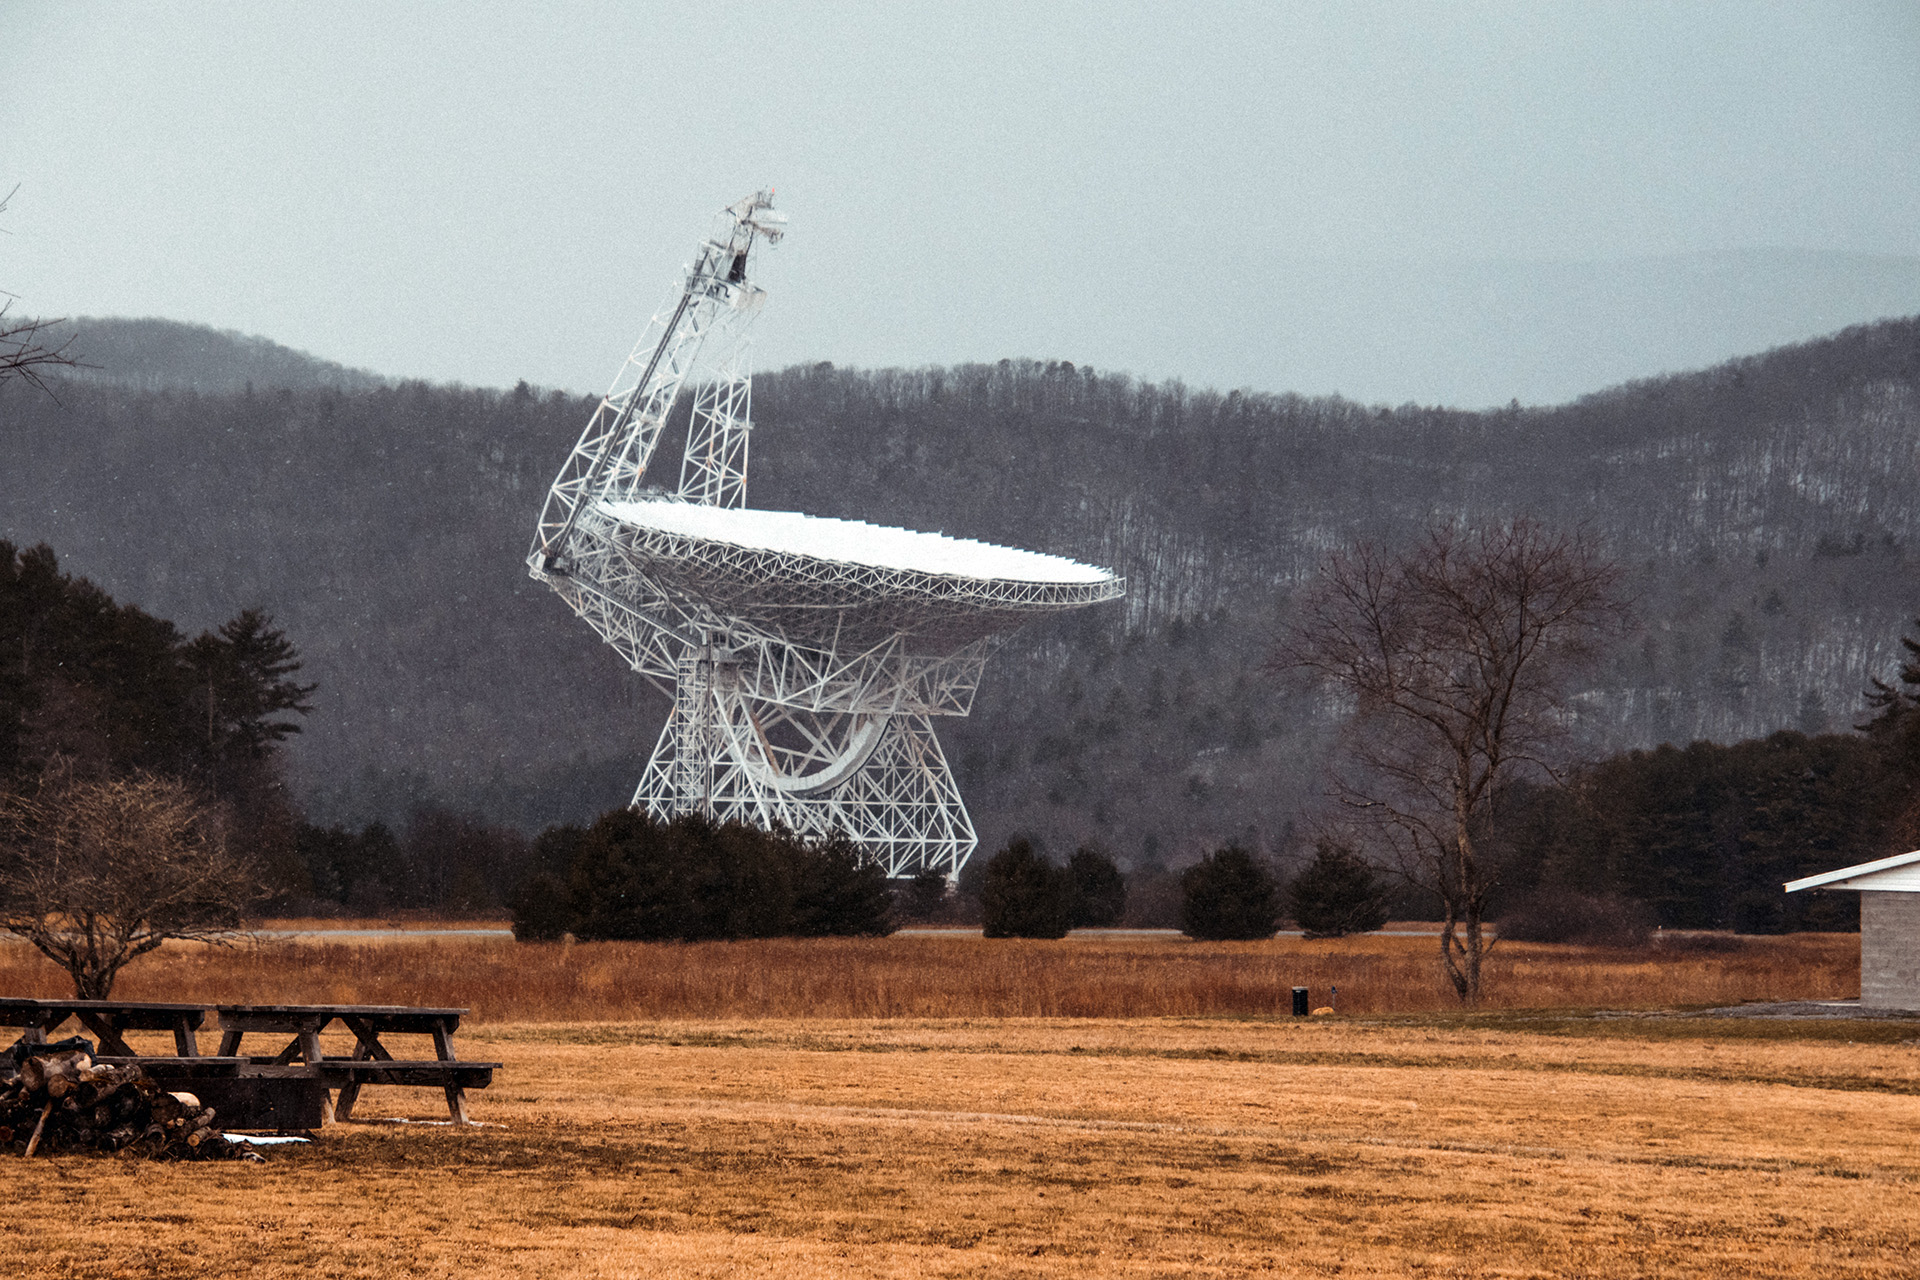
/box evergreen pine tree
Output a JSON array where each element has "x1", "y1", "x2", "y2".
[
  {"x1": 1287, "y1": 841, "x2": 1389, "y2": 938},
  {"x1": 507, "y1": 871, "x2": 571, "y2": 941},
  {"x1": 793, "y1": 832, "x2": 895, "y2": 936},
  {"x1": 981, "y1": 839, "x2": 1072, "y2": 938},
  {"x1": 1067, "y1": 843, "x2": 1127, "y2": 927},
  {"x1": 898, "y1": 870, "x2": 951, "y2": 922},
  {"x1": 1180, "y1": 845, "x2": 1281, "y2": 940},
  {"x1": 1862, "y1": 617, "x2": 1920, "y2": 854}
]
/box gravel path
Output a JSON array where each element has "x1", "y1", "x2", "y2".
[{"x1": 1691, "y1": 999, "x2": 1920, "y2": 1020}]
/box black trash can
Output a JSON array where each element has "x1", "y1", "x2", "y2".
[{"x1": 1291, "y1": 986, "x2": 1310, "y2": 1016}]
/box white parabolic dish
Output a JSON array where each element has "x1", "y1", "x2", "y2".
[
  {"x1": 596, "y1": 497, "x2": 1124, "y2": 652},
  {"x1": 601, "y1": 498, "x2": 1112, "y2": 584}
]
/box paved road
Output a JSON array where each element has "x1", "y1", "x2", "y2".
[{"x1": 1689, "y1": 1000, "x2": 1918, "y2": 1020}]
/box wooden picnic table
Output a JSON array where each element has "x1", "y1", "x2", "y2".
[
  {"x1": 2, "y1": 997, "x2": 496, "y2": 1125},
  {"x1": 0, "y1": 996, "x2": 207, "y2": 1057},
  {"x1": 214, "y1": 1003, "x2": 493, "y2": 1123}
]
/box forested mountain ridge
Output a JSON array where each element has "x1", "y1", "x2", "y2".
[
  {"x1": 45, "y1": 317, "x2": 388, "y2": 395},
  {"x1": 1, "y1": 315, "x2": 1916, "y2": 868}
]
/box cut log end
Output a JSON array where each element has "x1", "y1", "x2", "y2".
[{"x1": 3, "y1": 1054, "x2": 264, "y2": 1163}]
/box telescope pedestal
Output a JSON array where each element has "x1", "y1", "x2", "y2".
[{"x1": 634, "y1": 644, "x2": 976, "y2": 880}]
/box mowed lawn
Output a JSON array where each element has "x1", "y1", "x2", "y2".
[{"x1": 5, "y1": 1005, "x2": 1919, "y2": 1278}]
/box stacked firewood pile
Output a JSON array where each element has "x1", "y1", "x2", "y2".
[{"x1": 1, "y1": 1047, "x2": 264, "y2": 1162}]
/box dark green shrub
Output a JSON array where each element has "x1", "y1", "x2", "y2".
[
  {"x1": 1067, "y1": 844, "x2": 1127, "y2": 927},
  {"x1": 506, "y1": 871, "x2": 571, "y2": 941},
  {"x1": 1180, "y1": 845, "x2": 1281, "y2": 940},
  {"x1": 981, "y1": 839, "x2": 1072, "y2": 938},
  {"x1": 953, "y1": 853, "x2": 989, "y2": 924},
  {"x1": 896, "y1": 870, "x2": 952, "y2": 923},
  {"x1": 561, "y1": 808, "x2": 893, "y2": 941},
  {"x1": 701, "y1": 816, "x2": 799, "y2": 940},
  {"x1": 793, "y1": 833, "x2": 895, "y2": 936},
  {"x1": 566, "y1": 807, "x2": 677, "y2": 940},
  {"x1": 1287, "y1": 841, "x2": 1390, "y2": 938},
  {"x1": 529, "y1": 822, "x2": 585, "y2": 880}
]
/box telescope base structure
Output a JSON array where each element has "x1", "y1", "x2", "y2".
[{"x1": 632, "y1": 648, "x2": 977, "y2": 880}]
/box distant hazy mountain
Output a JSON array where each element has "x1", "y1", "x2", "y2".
[
  {"x1": 2, "y1": 314, "x2": 1917, "y2": 863},
  {"x1": 37, "y1": 247, "x2": 1920, "y2": 411},
  {"x1": 1205, "y1": 248, "x2": 1920, "y2": 409},
  {"x1": 45, "y1": 316, "x2": 387, "y2": 394}
]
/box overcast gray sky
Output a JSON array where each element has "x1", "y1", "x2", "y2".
[{"x1": 4, "y1": 1, "x2": 1917, "y2": 407}]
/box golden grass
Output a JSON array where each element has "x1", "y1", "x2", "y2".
[
  {"x1": 250, "y1": 917, "x2": 515, "y2": 933},
  {"x1": 0, "y1": 930, "x2": 1859, "y2": 1020},
  {"x1": 3, "y1": 1013, "x2": 1918, "y2": 1277}
]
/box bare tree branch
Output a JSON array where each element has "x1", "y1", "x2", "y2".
[
  {"x1": 0, "y1": 185, "x2": 85, "y2": 398},
  {"x1": 0, "y1": 303, "x2": 80, "y2": 397}
]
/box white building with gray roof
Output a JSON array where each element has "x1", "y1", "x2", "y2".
[{"x1": 1786, "y1": 850, "x2": 1920, "y2": 1011}]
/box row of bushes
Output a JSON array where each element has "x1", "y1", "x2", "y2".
[
  {"x1": 507, "y1": 809, "x2": 1668, "y2": 946},
  {"x1": 976, "y1": 842, "x2": 1128, "y2": 937},
  {"x1": 974, "y1": 839, "x2": 1393, "y2": 940},
  {"x1": 960, "y1": 841, "x2": 1664, "y2": 944},
  {"x1": 508, "y1": 810, "x2": 893, "y2": 941},
  {"x1": 505, "y1": 815, "x2": 1392, "y2": 943}
]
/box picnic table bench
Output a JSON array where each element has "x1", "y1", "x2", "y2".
[
  {"x1": 214, "y1": 1004, "x2": 496, "y2": 1123},
  {"x1": 1, "y1": 997, "x2": 497, "y2": 1126}
]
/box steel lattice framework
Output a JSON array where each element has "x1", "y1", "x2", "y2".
[{"x1": 528, "y1": 191, "x2": 1122, "y2": 878}]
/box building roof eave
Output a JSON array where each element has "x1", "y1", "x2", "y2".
[{"x1": 1785, "y1": 849, "x2": 1920, "y2": 894}]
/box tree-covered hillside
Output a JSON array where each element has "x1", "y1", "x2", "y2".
[
  {"x1": 47, "y1": 317, "x2": 387, "y2": 395},
  {"x1": 1, "y1": 316, "x2": 1916, "y2": 867},
  {"x1": 0, "y1": 541, "x2": 313, "y2": 891}
]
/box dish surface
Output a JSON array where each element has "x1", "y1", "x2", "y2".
[{"x1": 598, "y1": 498, "x2": 1115, "y2": 587}]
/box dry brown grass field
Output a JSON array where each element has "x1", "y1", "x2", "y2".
[
  {"x1": 5, "y1": 931, "x2": 1916, "y2": 1277},
  {"x1": 0, "y1": 929, "x2": 1864, "y2": 1018},
  {"x1": 252, "y1": 917, "x2": 517, "y2": 932}
]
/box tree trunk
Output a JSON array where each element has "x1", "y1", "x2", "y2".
[
  {"x1": 72, "y1": 960, "x2": 114, "y2": 1001},
  {"x1": 1461, "y1": 910, "x2": 1485, "y2": 1005},
  {"x1": 1438, "y1": 911, "x2": 1470, "y2": 1001},
  {"x1": 1451, "y1": 776, "x2": 1487, "y2": 1005}
]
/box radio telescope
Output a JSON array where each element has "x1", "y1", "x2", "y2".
[{"x1": 528, "y1": 191, "x2": 1123, "y2": 879}]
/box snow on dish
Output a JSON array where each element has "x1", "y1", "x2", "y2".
[{"x1": 598, "y1": 499, "x2": 1114, "y2": 586}]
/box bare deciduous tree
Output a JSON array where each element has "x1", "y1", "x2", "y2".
[
  {"x1": 0, "y1": 766, "x2": 261, "y2": 998},
  {"x1": 1276, "y1": 519, "x2": 1628, "y2": 1003},
  {"x1": 0, "y1": 185, "x2": 80, "y2": 396}
]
